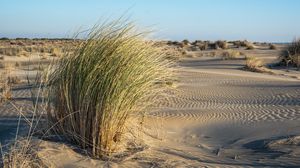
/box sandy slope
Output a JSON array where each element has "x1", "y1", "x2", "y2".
[
  {"x1": 1, "y1": 56, "x2": 300, "y2": 167},
  {"x1": 144, "y1": 57, "x2": 300, "y2": 167}
]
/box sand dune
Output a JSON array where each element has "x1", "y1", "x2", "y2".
[
  {"x1": 143, "y1": 57, "x2": 300, "y2": 167},
  {"x1": 1, "y1": 50, "x2": 300, "y2": 167},
  {"x1": 21, "y1": 56, "x2": 298, "y2": 167}
]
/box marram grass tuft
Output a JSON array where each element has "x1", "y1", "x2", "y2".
[{"x1": 46, "y1": 20, "x2": 173, "y2": 158}]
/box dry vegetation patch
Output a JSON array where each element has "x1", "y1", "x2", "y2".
[
  {"x1": 279, "y1": 39, "x2": 300, "y2": 70},
  {"x1": 244, "y1": 56, "x2": 272, "y2": 73},
  {"x1": 0, "y1": 70, "x2": 13, "y2": 102},
  {"x1": 245, "y1": 42, "x2": 255, "y2": 50},
  {"x1": 221, "y1": 50, "x2": 243, "y2": 60},
  {"x1": 269, "y1": 44, "x2": 277, "y2": 50},
  {"x1": 216, "y1": 40, "x2": 228, "y2": 49}
]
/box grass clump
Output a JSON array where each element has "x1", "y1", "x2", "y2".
[
  {"x1": 46, "y1": 20, "x2": 172, "y2": 158},
  {"x1": 221, "y1": 50, "x2": 241, "y2": 60},
  {"x1": 242, "y1": 41, "x2": 255, "y2": 50},
  {"x1": 0, "y1": 47, "x2": 23, "y2": 56},
  {"x1": 0, "y1": 69, "x2": 13, "y2": 102},
  {"x1": 269, "y1": 44, "x2": 277, "y2": 50},
  {"x1": 182, "y1": 39, "x2": 190, "y2": 46},
  {"x1": 233, "y1": 41, "x2": 242, "y2": 48},
  {"x1": 279, "y1": 39, "x2": 300, "y2": 70},
  {"x1": 2, "y1": 139, "x2": 43, "y2": 168},
  {"x1": 49, "y1": 47, "x2": 62, "y2": 57},
  {"x1": 244, "y1": 56, "x2": 263, "y2": 72},
  {"x1": 164, "y1": 46, "x2": 185, "y2": 60},
  {"x1": 216, "y1": 40, "x2": 228, "y2": 49},
  {"x1": 198, "y1": 42, "x2": 208, "y2": 50},
  {"x1": 245, "y1": 42, "x2": 255, "y2": 50},
  {"x1": 192, "y1": 41, "x2": 208, "y2": 50}
]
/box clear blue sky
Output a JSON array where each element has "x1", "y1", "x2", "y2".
[{"x1": 1, "y1": 0, "x2": 300, "y2": 42}]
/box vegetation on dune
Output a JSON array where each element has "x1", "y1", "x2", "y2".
[
  {"x1": 0, "y1": 69, "x2": 14, "y2": 102},
  {"x1": 46, "y1": 20, "x2": 173, "y2": 158},
  {"x1": 216, "y1": 40, "x2": 228, "y2": 49},
  {"x1": 182, "y1": 39, "x2": 190, "y2": 46},
  {"x1": 269, "y1": 44, "x2": 277, "y2": 50},
  {"x1": 244, "y1": 56, "x2": 263, "y2": 72},
  {"x1": 49, "y1": 47, "x2": 62, "y2": 57},
  {"x1": 221, "y1": 50, "x2": 242, "y2": 60},
  {"x1": 2, "y1": 139, "x2": 43, "y2": 168},
  {"x1": 279, "y1": 39, "x2": 300, "y2": 70},
  {"x1": 245, "y1": 42, "x2": 255, "y2": 50}
]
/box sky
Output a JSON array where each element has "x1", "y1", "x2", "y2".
[{"x1": 0, "y1": 0, "x2": 300, "y2": 42}]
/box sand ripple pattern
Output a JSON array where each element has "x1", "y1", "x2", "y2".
[
  {"x1": 151, "y1": 68, "x2": 300, "y2": 124},
  {"x1": 0, "y1": 85, "x2": 43, "y2": 118}
]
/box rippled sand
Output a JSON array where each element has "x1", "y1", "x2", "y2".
[{"x1": 1, "y1": 54, "x2": 300, "y2": 167}]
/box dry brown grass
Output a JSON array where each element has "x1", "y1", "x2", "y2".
[
  {"x1": 0, "y1": 48, "x2": 23, "y2": 56},
  {"x1": 1, "y1": 63, "x2": 49, "y2": 167},
  {"x1": 233, "y1": 41, "x2": 242, "y2": 48},
  {"x1": 244, "y1": 56, "x2": 265, "y2": 72},
  {"x1": 2, "y1": 139, "x2": 43, "y2": 168},
  {"x1": 269, "y1": 44, "x2": 277, "y2": 50},
  {"x1": 279, "y1": 39, "x2": 300, "y2": 70},
  {"x1": 164, "y1": 46, "x2": 186, "y2": 60},
  {"x1": 49, "y1": 48, "x2": 62, "y2": 57},
  {"x1": 0, "y1": 69, "x2": 13, "y2": 102},
  {"x1": 216, "y1": 40, "x2": 228, "y2": 49},
  {"x1": 0, "y1": 39, "x2": 79, "y2": 59},
  {"x1": 245, "y1": 42, "x2": 255, "y2": 50},
  {"x1": 291, "y1": 55, "x2": 300, "y2": 70},
  {"x1": 182, "y1": 39, "x2": 190, "y2": 46},
  {"x1": 287, "y1": 39, "x2": 300, "y2": 70},
  {"x1": 221, "y1": 50, "x2": 242, "y2": 60}
]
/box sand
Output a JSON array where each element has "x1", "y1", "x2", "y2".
[{"x1": 0, "y1": 45, "x2": 300, "y2": 167}]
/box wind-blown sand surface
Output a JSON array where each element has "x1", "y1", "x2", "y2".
[
  {"x1": 1, "y1": 51, "x2": 300, "y2": 167},
  {"x1": 145, "y1": 57, "x2": 300, "y2": 167}
]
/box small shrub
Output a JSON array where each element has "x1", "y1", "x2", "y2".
[
  {"x1": 222, "y1": 50, "x2": 241, "y2": 60},
  {"x1": 0, "y1": 71, "x2": 13, "y2": 102},
  {"x1": 246, "y1": 43, "x2": 255, "y2": 50},
  {"x1": 0, "y1": 37, "x2": 9, "y2": 40},
  {"x1": 245, "y1": 56, "x2": 263, "y2": 72},
  {"x1": 287, "y1": 39, "x2": 300, "y2": 69},
  {"x1": 0, "y1": 48, "x2": 22, "y2": 56},
  {"x1": 198, "y1": 42, "x2": 208, "y2": 50},
  {"x1": 164, "y1": 46, "x2": 185, "y2": 60},
  {"x1": 280, "y1": 39, "x2": 300, "y2": 70},
  {"x1": 191, "y1": 46, "x2": 200, "y2": 51},
  {"x1": 209, "y1": 42, "x2": 220, "y2": 50},
  {"x1": 240, "y1": 40, "x2": 249, "y2": 47},
  {"x1": 182, "y1": 39, "x2": 190, "y2": 45},
  {"x1": 269, "y1": 44, "x2": 277, "y2": 50},
  {"x1": 171, "y1": 41, "x2": 180, "y2": 46},
  {"x1": 233, "y1": 41, "x2": 241, "y2": 48},
  {"x1": 279, "y1": 50, "x2": 294, "y2": 70},
  {"x1": 50, "y1": 47, "x2": 61, "y2": 57},
  {"x1": 216, "y1": 40, "x2": 228, "y2": 49}
]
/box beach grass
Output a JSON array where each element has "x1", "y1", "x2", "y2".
[{"x1": 46, "y1": 20, "x2": 173, "y2": 158}]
